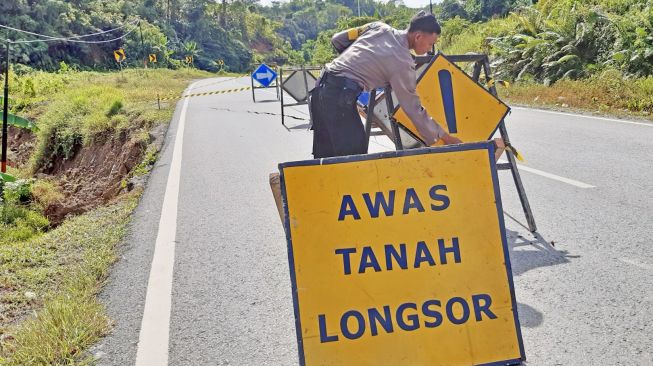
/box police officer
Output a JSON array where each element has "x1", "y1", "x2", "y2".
[{"x1": 310, "y1": 11, "x2": 462, "y2": 158}]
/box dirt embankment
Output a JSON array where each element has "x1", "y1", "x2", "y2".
[
  {"x1": 7, "y1": 126, "x2": 35, "y2": 168},
  {"x1": 8, "y1": 125, "x2": 162, "y2": 226},
  {"x1": 40, "y1": 133, "x2": 145, "y2": 225}
]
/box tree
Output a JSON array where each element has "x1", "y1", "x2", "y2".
[{"x1": 436, "y1": 0, "x2": 468, "y2": 21}]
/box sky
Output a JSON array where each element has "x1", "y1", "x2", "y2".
[{"x1": 259, "y1": 0, "x2": 440, "y2": 9}]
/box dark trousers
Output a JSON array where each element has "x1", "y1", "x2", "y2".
[{"x1": 309, "y1": 73, "x2": 367, "y2": 158}]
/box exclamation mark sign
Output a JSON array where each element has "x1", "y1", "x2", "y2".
[{"x1": 438, "y1": 70, "x2": 457, "y2": 133}]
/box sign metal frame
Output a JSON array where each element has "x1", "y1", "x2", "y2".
[
  {"x1": 279, "y1": 65, "x2": 320, "y2": 126},
  {"x1": 393, "y1": 53, "x2": 510, "y2": 145},
  {"x1": 279, "y1": 141, "x2": 526, "y2": 366}
]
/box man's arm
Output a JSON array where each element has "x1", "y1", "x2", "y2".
[{"x1": 389, "y1": 66, "x2": 461, "y2": 145}]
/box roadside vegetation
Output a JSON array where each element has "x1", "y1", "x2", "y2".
[
  {"x1": 436, "y1": 0, "x2": 653, "y2": 118},
  {"x1": 4, "y1": 1, "x2": 653, "y2": 120},
  {"x1": 498, "y1": 72, "x2": 653, "y2": 118},
  {"x1": 9, "y1": 65, "x2": 211, "y2": 171},
  {"x1": 0, "y1": 66, "x2": 212, "y2": 364},
  {"x1": 0, "y1": 194, "x2": 137, "y2": 365}
]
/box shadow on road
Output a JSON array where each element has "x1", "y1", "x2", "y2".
[
  {"x1": 502, "y1": 219, "x2": 580, "y2": 335},
  {"x1": 284, "y1": 123, "x2": 311, "y2": 130},
  {"x1": 505, "y1": 228, "x2": 578, "y2": 277},
  {"x1": 517, "y1": 302, "x2": 543, "y2": 328}
]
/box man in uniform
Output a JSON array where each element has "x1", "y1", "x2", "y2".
[{"x1": 310, "y1": 11, "x2": 462, "y2": 158}]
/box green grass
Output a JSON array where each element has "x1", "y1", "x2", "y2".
[
  {"x1": 131, "y1": 146, "x2": 159, "y2": 177},
  {"x1": 499, "y1": 70, "x2": 653, "y2": 119},
  {"x1": 12, "y1": 68, "x2": 214, "y2": 172},
  {"x1": 0, "y1": 193, "x2": 139, "y2": 365}
]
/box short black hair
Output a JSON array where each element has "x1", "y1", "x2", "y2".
[{"x1": 408, "y1": 11, "x2": 441, "y2": 35}]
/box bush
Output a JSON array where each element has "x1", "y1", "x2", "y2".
[
  {"x1": 106, "y1": 100, "x2": 123, "y2": 117},
  {"x1": 0, "y1": 202, "x2": 48, "y2": 229},
  {"x1": 3, "y1": 179, "x2": 33, "y2": 205},
  {"x1": 31, "y1": 180, "x2": 64, "y2": 209},
  {"x1": 0, "y1": 177, "x2": 48, "y2": 242},
  {"x1": 13, "y1": 64, "x2": 36, "y2": 76}
]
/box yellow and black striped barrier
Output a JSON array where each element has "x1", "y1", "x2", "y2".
[
  {"x1": 486, "y1": 79, "x2": 510, "y2": 88},
  {"x1": 479, "y1": 77, "x2": 510, "y2": 89},
  {"x1": 505, "y1": 144, "x2": 525, "y2": 162},
  {"x1": 157, "y1": 86, "x2": 252, "y2": 102}
]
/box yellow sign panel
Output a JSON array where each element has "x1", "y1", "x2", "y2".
[
  {"x1": 149, "y1": 54, "x2": 157, "y2": 63},
  {"x1": 113, "y1": 48, "x2": 126, "y2": 63},
  {"x1": 395, "y1": 54, "x2": 510, "y2": 145},
  {"x1": 279, "y1": 142, "x2": 524, "y2": 366}
]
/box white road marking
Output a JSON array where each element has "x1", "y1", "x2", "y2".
[
  {"x1": 499, "y1": 160, "x2": 595, "y2": 188},
  {"x1": 619, "y1": 257, "x2": 652, "y2": 270},
  {"x1": 512, "y1": 107, "x2": 653, "y2": 127},
  {"x1": 135, "y1": 81, "x2": 198, "y2": 366}
]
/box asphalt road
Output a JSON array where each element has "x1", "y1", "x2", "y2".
[{"x1": 94, "y1": 76, "x2": 653, "y2": 365}]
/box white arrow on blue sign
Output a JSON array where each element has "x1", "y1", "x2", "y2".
[{"x1": 252, "y1": 64, "x2": 278, "y2": 87}]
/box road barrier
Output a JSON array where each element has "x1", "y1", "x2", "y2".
[
  {"x1": 279, "y1": 66, "x2": 320, "y2": 125},
  {"x1": 277, "y1": 142, "x2": 526, "y2": 366},
  {"x1": 156, "y1": 86, "x2": 252, "y2": 105}
]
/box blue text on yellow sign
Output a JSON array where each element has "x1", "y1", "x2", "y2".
[
  {"x1": 279, "y1": 142, "x2": 525, "y2": 366},
  {"x1": 395, "y1": 54, "x2": 510, "y2": 145}
]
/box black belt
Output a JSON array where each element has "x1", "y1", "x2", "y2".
[{"x1": 320, "y1": 71, "x2": 363, "y2": 92}]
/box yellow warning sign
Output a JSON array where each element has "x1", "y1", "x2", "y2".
[
  {"x1": 395, "y1": 54, "x2": 510, "y2": 145},
  {"x1": 185, "y1": 55, "x2": 193, "y2": 64},
  {"x1": 149, "y1": 54, "x2": 157, "y2": 63},
  {"x1": 279, "y1": 142, "x2": 525, "y2": 366},
  {"x1": 113, "y1": 48, "x2": 126, "y2": 63}
]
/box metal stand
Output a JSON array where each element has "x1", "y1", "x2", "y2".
[
  {"x1": 382, "y1": 86, "x2": 403, "y2": 150},
  {"x1": 363, "y1": 89, "x2": 377, "y2": 151},
  {"x1": 378, "y1": 53, "x2": 537, "y2": 232},
  {"x1": 279, "y1": 65, "x2": 320, "y2": 125},
  {"x1": 251, "y1": 65, "x2": 280, "y2": 103}
]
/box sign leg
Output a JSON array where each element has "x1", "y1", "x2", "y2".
[
  {"x1": 276, "y1": 68, "x2": 280, "y2": 101},
  {"x1": 251, "y1": 75, "x2": 256, "y2": 103},
  {"x1": 482, "y1": 58, "x2": 537, "y2": 232},
  {"x1": 500, "y1": 122, "x2": 537, "y2": 232},
  {"x1": 364, "y1": 89, "x2": 377, "y2": 151},
  {"x1": 472, "y1": 61, "x2": 482, "y2": 83},
  {"x1": 280, "y1": 70, "x2": 285, "y2": 125},
  {"x1": 384, "y1": 87, "x2": 403, "y2": 151}
]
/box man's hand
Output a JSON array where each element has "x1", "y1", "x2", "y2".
[{"x1": 439, "y1": 133, "x2": 462, "y2": 145}]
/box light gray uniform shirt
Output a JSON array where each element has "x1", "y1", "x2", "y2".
[{"x1": 326, "y1": 22, "x2": 446, "y2": 145}]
